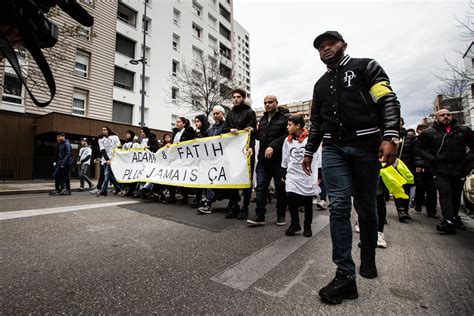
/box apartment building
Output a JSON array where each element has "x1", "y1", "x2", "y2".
[{"x1": 114, "y1": 0, "x2": 251, "y2": 130}]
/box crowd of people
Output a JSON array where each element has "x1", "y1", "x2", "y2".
[{"x1": 49, "y1": 30, "x2": 473, "y2": 305}]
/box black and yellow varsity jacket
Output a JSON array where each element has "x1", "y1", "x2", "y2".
[{"x1": 305, "y1": 55, "x2": 401, "y2": 157}]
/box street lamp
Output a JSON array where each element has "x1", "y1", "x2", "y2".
[{"x1": 129, "y1": 0, "x2": 148, "y2": 128}]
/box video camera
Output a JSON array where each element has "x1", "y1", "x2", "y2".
[{"x1": 0, "y1": 0, "x2": 94, "y2": 107}]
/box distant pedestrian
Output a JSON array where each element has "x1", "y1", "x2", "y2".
[
  {"x1": 50, "y1": 132, "x2": 73, "y2": 196},
  {"x1": 281, "y1": 115, "x2": 321, "y2": 237},
  {"x1": 98, "y1": 126, "x2": 122, "y2": 197},
  {"x1": 416, "y1": 109, "x2": 474, "y2": 234},
  {"x1": 77, "y1": 137, "x2": 93, "y2": 191}
]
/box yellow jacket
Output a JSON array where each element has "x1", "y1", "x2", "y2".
[{"x1": 380, "y1": 159, "x2": 414, "y2": 199}]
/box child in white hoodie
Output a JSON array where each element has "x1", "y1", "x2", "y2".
[{"x1": 281, "y1": 115, "x2": 321, "y2": 237}]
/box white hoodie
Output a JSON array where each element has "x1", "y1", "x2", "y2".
[{"x1": 281, "y1": 133, "x2": 321, "y2": 196}]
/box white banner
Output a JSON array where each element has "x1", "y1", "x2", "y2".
[{"x1": 111, "y1": 131, "x2": 251, "y2": 189}]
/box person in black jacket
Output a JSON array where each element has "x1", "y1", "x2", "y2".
[
  {"x1": 163, "y1": 117, "x2": 197, "y2": 204},
  {"x1": 247, "y1": 95, "x2": 290, "y2": 227},
  {"x1": 50, "y1": 132, "x2": 73, "y2": 196},
  {"x1": 222, "y1": 88, "x2": 257, "y2": 219},
  {"x1": 394, "y1": 118, "x2": 417, "y2": 222},
  {"x1": 413, "y1": 124, "x2": 438, "y2": 218},
  {"x1": 191, "y1": 114, "x2": 210, "y2": 207},
  {"x1": 302, "y1": 31, "x2": 401, "y2": 304},
  {"x1": 416, "y1": 109, "x2": 474, "y2": 234}
]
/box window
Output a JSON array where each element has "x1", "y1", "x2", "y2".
[
  {"x1": 219, "y1": 43, "x2": 231, "y2": 60},
  {"x1": 220, "y1": 63, "x2": 232, "y2": 79},
  {"x1": 117, "y1": 3, "x2": 137, "y2": 27},
  {"x1": 77, "y1": 26, "x2": 91, "y2": 41},
  {"x1": 173, "y1": 8, "x2": 181, "y2": 25},
  {"x1": 171, "y1": 114, "x2": 179, "y2": 129},
  {"x1": 192, "y1": 1, "x2": 202, "y2": 17},
  {"x1": 246, "y1": 70, "x2": 250, "y2": 76},
  {"x1": 143, "y1": 16, "x2": 151, "y2": 34},
  {"x1": 208, "y1": 34, "x2": 217, "y2": 50},
  {"x1": 172, "y1": 60, "x2": 179, "y2": 76},
  {"x1": 113, "y1": 100, "x2": 133, "y2": 124},
  {"x1": 219, "y1": 23, "x2": 230, "y2": 40},
  {"x1": 72, "y1": 89, "x2": 88, "y2": 116},
  {"x1": 192, "y1": 23, "x2": 203, "y2": 39},
  {"x1": 219, "y1": 4, "x2": 230, "y2": 22},
  {"x1": 2, "y1": 73, "x2": 23, "y2": 105},
  {"x1": 208, "y1": 13, "x2": 217, "y2": 29},
  {"x1": 171, "y1": 87, "x2": 179, "y2": 103},
  {"x1": 116, "y1": 33, "x2": 135, "y2": 58},
  {"x1": 172, "y1": 33, "x2": 180, "y2": 51},
  {"x1": 74, "y1": 50, "x2": 90, "y2": 77},
  {"x1": 114, "y1": 66, "x2": 134, "y2": 90},
  {"x1": 192, "y1": 46, "x2": 203, "y2": 61}
]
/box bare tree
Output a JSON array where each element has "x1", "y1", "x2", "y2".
[
  {"x1": 455, "y1": 0, "x2": 474, "y2": 40},
  {"x1": 168, "y1": 53, "x2": 243, "y2": 118}
]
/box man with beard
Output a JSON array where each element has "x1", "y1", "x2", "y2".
[
  {"x1": 303, "y1": 31, "x2": 401, "y2": 304},
  {"x1": 416, "y1": 109, "x2": 474, "y2": 234}
]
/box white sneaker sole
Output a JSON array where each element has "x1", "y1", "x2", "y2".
[{"x1": 247, "y1": 220, "x2": 265, "y2": 226}]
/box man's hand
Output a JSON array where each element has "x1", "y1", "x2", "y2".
[
  {"x1": 77, "y1": 162, "x2": 81, "y2": 166},
  {"x1": 264, "y1": 147, "x2": 273, "y2": 159},
  {"x1": 247, "y1": 147, "x2": 253, "y2": 157},
  {"x1": 244, "y1": 127, "x2": 253, "y2": 132},
  {"x1": 106, "y1": 160, "x2": 112, "y2": 165},
  {"x1": 302, "y1": 156, "x2": 313, "y2": 175},
  {"x1": 230, "y1": 128, "x2": 239, "y2": 135},
  {"x1": 416, "y1": 167, "x2": 424, "y2": 173},
  {"x1": 379, "y1": 141, "x2": 397, "y2": 168}
]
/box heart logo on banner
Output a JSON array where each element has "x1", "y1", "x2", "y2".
[{"x1": 290, "y1": 147, "x2": 305, "y2": 162}]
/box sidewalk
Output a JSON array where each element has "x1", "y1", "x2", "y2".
[{"x1": 0, "y1": 180, "x2": 93, "y2": 195}]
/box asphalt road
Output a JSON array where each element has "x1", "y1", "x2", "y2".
[{"x1": 1, "y1": 192, "x2": 473, "y2": 314}]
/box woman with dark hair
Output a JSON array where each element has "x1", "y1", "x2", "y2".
[
  {"x1": 163, "y1": 117, "x2": 196, "y2": 204},
  {"x1": 190, "y1": 114, "x2": 210, "y2": 207},
  {"x1": 162, "y1": 133, "x2": 172, "y2": 147}
]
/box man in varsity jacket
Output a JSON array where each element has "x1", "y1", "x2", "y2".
[{"x1": 302, "y1": 31, "x2": 401, "y2": 304}]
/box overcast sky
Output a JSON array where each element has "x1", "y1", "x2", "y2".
[{"x1": 233, "y1": 0, "x2": 471, "y2": 128}]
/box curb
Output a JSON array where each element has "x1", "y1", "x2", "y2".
[{"x1": 0, "y1": 189, "x2": 83, "y2": 196}]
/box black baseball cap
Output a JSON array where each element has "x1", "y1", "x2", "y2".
[{"x1": 313, "y1": 31, "x2": 345, "y2": 49}]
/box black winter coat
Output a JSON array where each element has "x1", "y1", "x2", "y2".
[
  {"x1": 256, "y1": 107, "x2": 290, "y2": 163},
  {"x1": 223, "y1": 104, "x2": 257, "y2": 147},
  {"x1": 398, "y1": 128, "x2": 416, "y2": 171},
  {"x1": 172, "y1": 126, "x2": 196, "y2": 144},
  {"x1": 416, "y1": 119, "x2": 474, "y2": 177},
  {"x1": 147, "y1": 133, "x2": 160, "y2": 153}
]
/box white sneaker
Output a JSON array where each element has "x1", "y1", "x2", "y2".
[
  {"x1": 316, "y1": 200, "x2": 328, "y2": 210},
  {"x1": 89, "y1": 188, "x2": 99, "y2": 194},
  {"x1": 377, "y1": 232, "x2": 387, "y2": 248},
  {"x1": 312, "y1": 198, "x2": 318, "y2": 205},
  {"x1": 354, "y1": 221, "x2": 360, "y2": 233}
]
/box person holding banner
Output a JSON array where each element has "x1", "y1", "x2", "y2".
[
  {"x1": 98, "y1": 126, "x2": 122, "y2": 197},
  {"x1": 191, "y1": 114, "x2": 211, "y2": 208},
  {"x1": 247, "y1": 95, "x2": 290, "y2": 227},
  {"x1": 163, "y1": 117, "x2": 197, "y2": 204},
  {"x1": 223, "y1": 88, "x2": 257, "y2": 219}
]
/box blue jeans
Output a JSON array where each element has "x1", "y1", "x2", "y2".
[
  {"x1": 101, "y1": 164, "x2": 121, "y2": 193},
  {"x1": 54, "y1": 163, "x2": 71, "y2": 191},
  {"x1": 255, "y1": 161, "x2": 287, "y2": 218},
  {"x1": 322, "y1": 144, "x2": 380, "y2": 276}
]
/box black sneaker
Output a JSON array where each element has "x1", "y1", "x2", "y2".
[
  {"x1": 276, "y1": 216, "x2": 286, "y2": 226},
  {"x1": 303, "y1": 225, "x2": 312, "y2": 237},
  {"x1": 113, "y1": 189, "x2": 122, "y2": 196},
  {"x1": 247, "y1": 215, "x2": 265, "y2": 226},
  {"x1": 436, "y1": 219, "x2": 456, "y2": 234},
  {"x1": 398, "y1": 212, "x2": 410, "y2": 222},
  {"x1": 59, "y1": 189, "x2": 71, "y2": 195},
  {"x1": 197, "y1": 205, "x2": 212, "y2": 214},
  {"x1": 78, "y1": 187, "x2": 84, "y2": 192},
  {"x1": 319, "y1": 271, "x2": 358, "y2": 304},
  {"x1": 225, "y1": 203, "x2": 239, "y2": 219},
  {"x1": 98, "y1": 190, "x2": 107, "y2": 197},
  {"x1": 285, "y1": 223, "x2": 301, "y2": 236},
  {"x1": 453, "y1": 216, "x2": 466, "y2": 230},
  {"x1": 236, "y1": 207, "x2": 248, "y2": 220},
  {"x1": 359, "y1": 249, "x2": 377, "y2": 279}
]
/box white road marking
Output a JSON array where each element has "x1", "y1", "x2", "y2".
[
  {"x1": 254, "y1": 259, "x2": 316, "y2": 298},
  {"x1": 0, "y1": 201, "x2": 140, "y2": 221},
  {"x1": 211, "y1": 215, "x2": 330, "y2": 291}
]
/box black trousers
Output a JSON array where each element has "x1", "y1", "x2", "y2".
[
  {"x1": 433, "y1": 175, "x2": 464, "y2": 220},
  {"x1": 287, "y1": 192, "x2": 313, "y2": 227},
  {"x1": 414, "y1": 171, "x2": 437, "y2": 215}
]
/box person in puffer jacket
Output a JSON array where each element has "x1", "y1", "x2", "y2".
[{"x1": 50, "y1": 132, "x2": 73, "y2": 196}]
